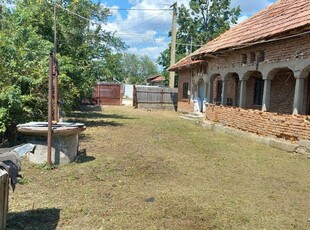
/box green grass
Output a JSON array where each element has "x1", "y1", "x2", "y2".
[{"x1": 7, "y1": 106, "x2": 310, "y2": 229}]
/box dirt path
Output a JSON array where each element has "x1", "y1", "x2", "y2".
[{"x1": 7, "y1": 106, "x2": 310, "y2": 229}]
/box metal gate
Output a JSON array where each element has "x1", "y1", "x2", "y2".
[{"x1": 93, "y1": 83, "x2": 122, "y2": 105}]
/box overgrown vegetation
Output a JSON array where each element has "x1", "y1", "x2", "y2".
[
  {"x1": 102, "y1": 53, "x2": 159, "y2": 84},
  {"x1": 0, "y1": 0, "x2": 126, "y2": 145},
  {"x1": 7, "y1": 106, "x2": 310, "y2": 229}
]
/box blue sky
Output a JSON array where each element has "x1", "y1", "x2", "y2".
[{"x1": 97, "y1": 0, "x2": 277, "y2": 61}]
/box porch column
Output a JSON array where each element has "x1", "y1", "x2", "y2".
[
  {"x1": 262, "y1": 79, "x2": 271, "y2": 112},
  {"x1": 233, "y1": 78, "x2": 238, "y2": 107},
  {"x1": 293, "y1": 72, "x2": 305, "y2": 115},
  {"x1": 221, "y1": 79, "x2": 227, "y2": 105},
  {"x1": 239, "y1": 79, "x2": 247, "y2": 108},
  {"x1": 207, "y1": 80, "x2": 213, "y2": 103}
]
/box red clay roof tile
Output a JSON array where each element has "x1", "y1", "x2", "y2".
[
  {"x1": 168, "y1": 54, "x2": 207, "y2": 71},
  {"x1": 192, "y1": 0, "x2": 310, "y2": 56}
]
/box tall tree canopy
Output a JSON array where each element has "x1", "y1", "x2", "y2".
[
  {"x1": 0, "y1": 0, "x2": 125, "y2": 145},
  {"x1": 158, "y1": 0, "x2": 241, "y2": 70},
  {"x1": 102, "y1": 53, "x2": 159, "y2": 84}
]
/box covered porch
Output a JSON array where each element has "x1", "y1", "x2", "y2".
[{"x1": 205, "y1": 59, "x2": 310, "y2": 141}]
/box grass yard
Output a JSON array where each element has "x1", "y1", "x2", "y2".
[{"x1": 6, "y1": 106, "x2": 310, "y2": 229}]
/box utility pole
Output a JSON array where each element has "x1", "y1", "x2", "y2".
[
  {"x1": 169, "y1": 2, "x2": 177, "y2": 88},
  {"x1": 190, "y1": 36, "x2": 193, "y2": 53}
]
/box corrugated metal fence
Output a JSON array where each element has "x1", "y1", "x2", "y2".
[{"x1": 133, "y1": 86, "x2": 178, "y2": 111}]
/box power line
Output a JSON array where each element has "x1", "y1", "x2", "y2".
[
  {"x1": 52, "y1": 2, "x2": 172, "y2": 51},
  {"x1": 176, "y1": 42, "x2": 203, "y2": 47},
  {"x1": 110, "y1": 10, "x2": 172, "y2": 23},
  {"x1": 108, "y1": 8, "x2": 171, "y2": 11},
  {"x1": 55, "y1": 3, "x2": 100, "y2": 25},
  {"x1": 124, "y1": 10, "x2": 170, "y2": 31}
]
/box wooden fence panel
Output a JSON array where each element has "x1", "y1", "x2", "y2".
[
  {"x1": 133, "y1": 86, "x2": 178, "y2": 110},
  {"x1": 0, "y1": 169, "x2": 9, "y2": 229}
]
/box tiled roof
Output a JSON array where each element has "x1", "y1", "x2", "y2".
[
  {"x1": 146, "y1": 75, "x2": 165, "y2": 82},
  {"x1": 150, "y1": 76, "x2": 165, "y2": 82},
  {"x1": 169, "y1": 54, "x2": 207, "y2": 71},
  {"x1": 192, "y1": 0, "x2": 310, "y2": 56}
]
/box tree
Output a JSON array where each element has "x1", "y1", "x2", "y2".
[
  {"x1": 101, "y1": 53, "x2": 124, "y2": 82},
  {"x1": 158, "y1": 0, "x2": 240, "y2": 71},
  {"x1": 0, "y1": 0, "x2": 125, "y2": 145},
  {"x1": 120, "y1": 53, "x2": 159, "y2": 84}
]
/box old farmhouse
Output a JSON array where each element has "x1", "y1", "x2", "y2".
[{"x1": 170, "y1": 0, "x2": 310, "y2": 144}]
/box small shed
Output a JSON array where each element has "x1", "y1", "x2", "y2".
[
  {"x1": 145, "y1": 75, "x2": 165, "y2": 87},
  {"x1": 93, "y1": 83, "x2": 122, "y2": 105}
]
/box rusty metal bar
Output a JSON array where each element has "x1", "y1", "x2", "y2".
[
  {"x1": 53, "y1": 57, "x2": 59, "y2": 122},
  {"x1": 47, "y1": 54, "x2": 53, "y2": 165},
  {"x1": 53, "y1": 2, "x2": 59, "y2": 122}
]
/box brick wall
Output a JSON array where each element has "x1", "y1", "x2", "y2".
[
  {"x1": 177, "y1": 69, "x2": 193, "y2": 113},
  {"x1": 177, "y1": 69, "x2": 191, "y2": 101},
  {"x1": 269, "y1": 71, "x2": 295, "y2": 114},
  {"x1": 178, "y1": 101, "x2": 193, "y2": 113},
  {"x1": 208, "y1": 34, "x2": 310, "y2": 73},
  {"x1": 206, "y1": 105, "x2": 310, "y2": 141}
]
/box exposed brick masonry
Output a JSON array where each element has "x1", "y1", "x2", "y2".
[
  {"x1": 206, "y1": 105, "x2": 310, "y2": 141},
  {"x1": 208, "y1": 34, "x2": 310, "y2": 72}
]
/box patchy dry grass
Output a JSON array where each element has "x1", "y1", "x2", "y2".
[{"x1": 7, "y1": 106, "x2": 310, "y2": 229}]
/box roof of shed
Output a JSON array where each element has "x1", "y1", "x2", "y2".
[
  {"x1": 192, "y1": 0, "x2": 310, "y2": 56},
  {"x1": 146, "y1": 75, "x2": 165, "y2": 82},
  {"x1": 150, "y1": 76, "x2": 165, "y2": 82}
]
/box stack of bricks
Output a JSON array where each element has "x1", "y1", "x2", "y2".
[{"x1": 205, "y1": 105, "x2": 310, "y2": 141}]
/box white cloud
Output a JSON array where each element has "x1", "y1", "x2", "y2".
[
  {"x1": 237, "y1": 15, "x2": 249, "y2": 24},
  {"x1": 231, "y1": 0, "x2": 274, "y2": 16},
  {"x1": 128, "y1": 0, "x2": 141, "y2": 5},
  {"x1": 103, "y1": 0, "x2": 276, "y2": 66}
]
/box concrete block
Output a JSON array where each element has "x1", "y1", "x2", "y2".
[
  {"x1": 297, "y1": 140, "x2": 310, "y2": 149},
  {"x1": 269, "y1": 139, "x2": 298, "y2": 152}
]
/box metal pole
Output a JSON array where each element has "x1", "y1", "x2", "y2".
[
  {"x1": 169, "y1": 2, "x2": 177, "y2": 88},
  {"x1": 47, "y1": 54, "x2": 53, "y2": 165},
  {"x1": 53, "y1": 1, "x2": 59, "y2": 121}
]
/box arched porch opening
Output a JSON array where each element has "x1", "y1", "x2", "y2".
[
  {"x1": 301, "y1": 66, "x2": 310, "y2": 115},
  {"x1": 224, "y1": 73, "x2": 239, "y2": 106},
  {"x1": 269, "y1": 68, "x2": 295, "y2": 114},
  {"x1": 210, "y1": 74, "x2": 222, "y2": 104},
  {"x1": 244, "y1": 71, "x2": 263, "y2": 109}
]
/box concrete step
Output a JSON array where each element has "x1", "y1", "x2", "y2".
[{"x1": 180, "y1": 112, "x2": 205, "y2": 121}]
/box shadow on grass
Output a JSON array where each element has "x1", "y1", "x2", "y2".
[
  {"x1": 75, "y1": 149, "x2": 95, "y2": 163},
  {"x1": 67, "y1": 119, "x2": 124, "y2": 128},
  {"x1": 69, "y1": 111, "x2": 135, "y2": 120},
  {"x1": 6, "y1": 208, "x2": 60, "y2": 230},
  {"x1": 67, "y1": 111, "x2": 136, "y2": 128}
]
